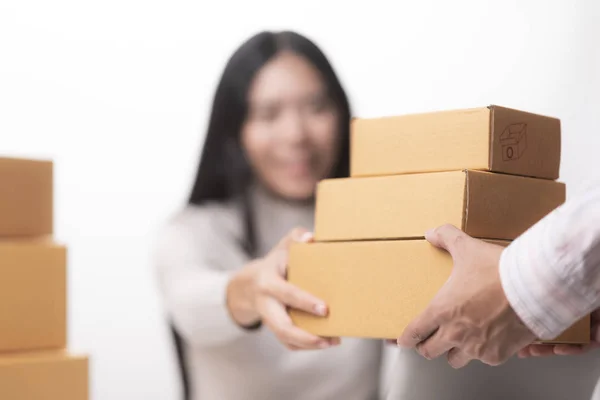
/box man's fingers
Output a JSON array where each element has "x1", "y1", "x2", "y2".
[
  {"x1": 262, "y1": 278, "x2": 328, "y2": 317},
  {"x1": 517, "y1": 347, "x2": 532, "y2": 358},
  {"x1": 517, "y1": 344, "x2": 538, "y2": 358},
  {"x1": 527, "y1": 345, "x2": 556, "y2": 357},
  {"x1": 397, "y1": 308, "x2": 440, "y2": 349},
  {"x1": 447, "y1": 348, "x2": 472, "y2": 369},
  {"x1": 553, "y1": 344, "x2": 590, "y2": 356},
  {"x1": 416, "y1": 330, "x2": 453, "y2": 360},
  {"x1": 518, "y1": 343, "x2": 598, "y2": 358},
  {"x1": 425, "y1": 224, "x2": 468, "y2": 256}
]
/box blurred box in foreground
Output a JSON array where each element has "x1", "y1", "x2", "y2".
[
  {"x1": 0, "y1": 239, "x2": 66, "y2": 352},
  {"x1": 0, "y1": 157, "x2": 53, "y2": 237},
  {"x1": 0, "y1": 350, "x2": 88, "y2": 400}
]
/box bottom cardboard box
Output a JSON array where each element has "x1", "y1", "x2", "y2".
[
  {"x1": 0, "y1": 350, "x2": 88, "y2": 400},
  {"x1": 288, "y1": 239, "x2": 589, "y2": 344}
]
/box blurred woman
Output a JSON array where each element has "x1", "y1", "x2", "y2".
[{"x1": 154, "y1": 31, "x2": 383, "y2": 400}]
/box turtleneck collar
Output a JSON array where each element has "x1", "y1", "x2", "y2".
[{"x1": 248, "y1": 181, "x2": 316, "y2": 256}]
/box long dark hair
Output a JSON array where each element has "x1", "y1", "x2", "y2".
[{"x1": 173, "y1": 30, "x2": 351, "y2": 400}]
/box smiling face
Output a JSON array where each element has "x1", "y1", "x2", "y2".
[{"x1": 241, "y1": 51, "x2": 341, "y2": 201}]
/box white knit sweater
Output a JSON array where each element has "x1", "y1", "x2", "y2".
[{"x1": 154, "y1": 186, "x2": 384, "y2": 400}]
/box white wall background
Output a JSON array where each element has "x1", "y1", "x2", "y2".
[{"x1": 1, "y1": 0, "x2": 599, "y2": 399}]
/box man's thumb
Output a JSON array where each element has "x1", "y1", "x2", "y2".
[{"x1": 425, "y1": 224, "x2": 466, "y2": 255}]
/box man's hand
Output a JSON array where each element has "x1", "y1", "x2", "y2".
[
  {"x1": 397, "y1": 224, "x2": 536, "y2": 368},
  {"x1": 517, "y1": 309, "x2": 600, "y2": 358}
]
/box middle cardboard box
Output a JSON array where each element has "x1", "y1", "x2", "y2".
[
  {"x1": 0, "y1": 238, "x2": 67, "y2": 352},
  {"x1": 313, "y1": 169, "x2": 565, "y2": 242}
]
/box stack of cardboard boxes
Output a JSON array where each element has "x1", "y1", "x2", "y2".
[
  {"x1": 288, "y1": 105, "x2": 590, "y2": 344},
  {"x1": 0, "y1": 157, "x2": 89, "y2": 399}
]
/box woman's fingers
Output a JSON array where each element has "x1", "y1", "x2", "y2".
[
  {"x1": 261, "y1": 277, "x2": 328, "y2": 317},
  {"x1": 274, "y1": 227, "x2": 312, "y2": 252},
  {"x1": 269, "y1": 230, "x2": 313, "y2": 277},
  {"x1": 254, "y1": 229, "x2": 335, "y2": 351},
  {"x1": 259, "y1": 297, "x2": 337, "y2": 349}
]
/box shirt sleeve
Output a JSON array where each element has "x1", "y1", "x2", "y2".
[
  {"x1": 154, "y1": 208, "x2": 254, "y2": 348},
  {"x1": 499, "y1": 180, "x2": 600, "y2": 340}
]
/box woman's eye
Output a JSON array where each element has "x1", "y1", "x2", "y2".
[
  {"x1": 307, "y1": 97, "x2": 330, "y2": 114},
  {"x1": 254, "y1": 107, "x2": 279, "y2": 122}
]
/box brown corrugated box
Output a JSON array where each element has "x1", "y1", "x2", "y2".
[
  {"x1": 288, "y1": 240, "x2": 590, "y2": 344},
  {"x1": 293, "y1": 105, "x2": 589, "y2": 345},
  {"x1": 0, "y1": 238, "x2": 67, "y2": 352},
  {"x1": 350, "y1": 105, "x2": 561, "y2": 180},
  {"x1": 315, "y1": 170, "x2": 565, "y2": 242},
  {"x1": 0, "y1": 350, "x2": 88, "y2": 400},
  {"x1": 0, "y1": 157, "x2": 53, "y2": 237}
]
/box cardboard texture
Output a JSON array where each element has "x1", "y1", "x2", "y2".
[
  {"x1": 315, "y1": 170, "x2": 565, "y2": 242},
  {"x1": 288, "y1": 240, "x2": 589, "y2": 344},
  {"x1": 0, "y1": 350, "x2": 88, "y2": 400},
  {"x1": 350, "y1": 105, "x2": 561, "y2": 180},
  {"x1": 0, "y1": 239, "x2": 67, "y2": 352},
  {"x1": 0, "y1": 157, "x2": 53, "y2": 237}
]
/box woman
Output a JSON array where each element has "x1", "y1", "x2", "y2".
[{"x1": 154, "y1": 31, "x2": 384, "y2": 400}]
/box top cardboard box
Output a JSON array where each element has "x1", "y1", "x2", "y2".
[
  {"x1": 0, "y1": 157, "x2": 53, "y2": 237},
  {"x1": 350, "y1": 105, "x2": 561, "y2": 180}
]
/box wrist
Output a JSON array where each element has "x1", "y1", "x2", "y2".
[
  {"x1": 498, "y1": 246, "x2": 554, "y2": 339},
  {"x1": 226, "y1": 264, "x2": 261, "y2": 328}
]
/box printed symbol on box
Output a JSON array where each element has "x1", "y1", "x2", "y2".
[{"x1": 500, "y1": 123, "x2": 527, "y2": 161}]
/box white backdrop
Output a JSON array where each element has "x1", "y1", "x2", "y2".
[{"x1": 1, "y1": 0, "x2": 599, "y2": 399}]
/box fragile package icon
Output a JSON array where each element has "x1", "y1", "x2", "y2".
[{"x1": 500, "y1": 123, "x2": 527, "y2": 161}]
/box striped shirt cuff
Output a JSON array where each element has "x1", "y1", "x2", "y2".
[
  {"x1": 499, "y1": 183, "x2": 600, "y2": 340},
  {"x1": 499, "y1": 244, "x2": 561, "y2": 339}
]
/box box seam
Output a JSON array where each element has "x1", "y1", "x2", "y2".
[
  {"x1": 462, "y1": 170, "x2": 470, "y2": 232},
  {"x1": 488, "y1": 105, "x2": 495, "y2": 170}
]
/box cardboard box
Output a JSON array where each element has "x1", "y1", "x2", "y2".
[
  {"x1": 314, "y1": 170, "x2": 565, "y2": 242},
  {"x1": 0, "y1": 239, "x2": 67, "y2": 352},
  {"x1": 0, "y1": 157, "x2": 53, "y2": 237},
  {"x1": 350, "y1": 105, "x2": 561, "y2": 180},
  {"x1": 288, "y1": 240, "x2": 589, "y2": 344},
  {"x1": 0, "y1": 350, "x2": 88, "y2": 400}
]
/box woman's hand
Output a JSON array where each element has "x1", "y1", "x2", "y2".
[{"x1": 227, "y1": 227, "x2": 340, "y2": 350}]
